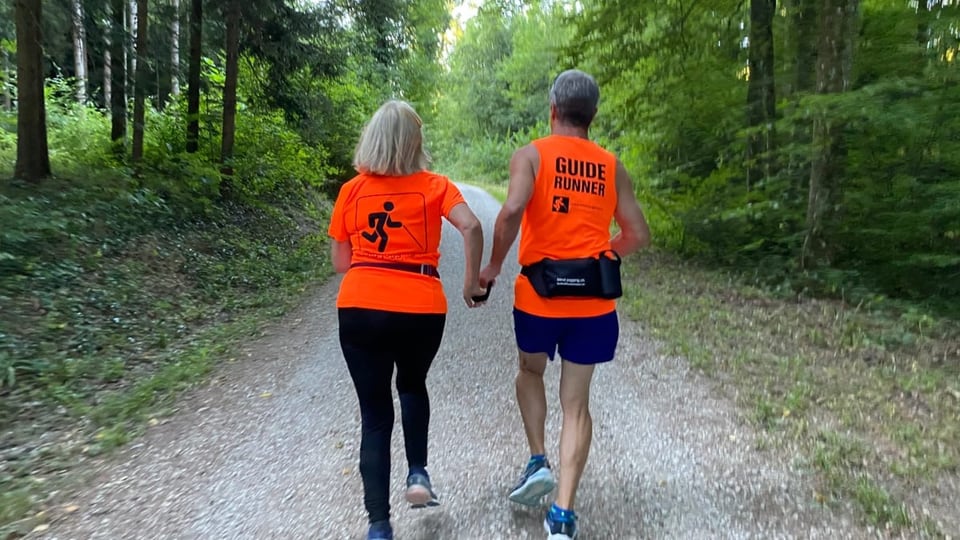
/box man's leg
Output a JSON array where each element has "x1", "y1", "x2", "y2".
[
  {"x1": 510, "y1": 309, "x2": 560, "y2": 506},
  {"x1": 554, "y1": 359, "x2": 595, "y2": 511},
  {"x1": 550, "y1": 309, "x2": 617, "y2": 516},
  {"x1": 509, "y1": 349, "x2": 557, "y2": 506},
  {"x1": 516, "y1": 350, "x2": 548, "y2": 455}
]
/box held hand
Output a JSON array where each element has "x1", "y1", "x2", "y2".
[
  {"x1": 479, "y1": 264, "x2": 500, "y2": 289},
  {"x1": 463, "y1": 282, "x2": 491, "y2": 308}
]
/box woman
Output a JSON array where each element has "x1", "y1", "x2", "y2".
[{"x1": 328, "y1": 100, "x2": 488, "y2": 540}]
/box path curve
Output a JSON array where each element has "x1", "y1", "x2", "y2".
[{"x1": 32, "y1": 185, "x2": 877, "y2": 540}]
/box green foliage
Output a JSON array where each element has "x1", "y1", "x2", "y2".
[
  {"x1": 620, "y1": 252, "x2": 959, "y2": 533},
  {"x1": 433, "y1": 123, "x2": 548, "y2": 184},
  {"x1": 435, "y1": 1, "x2": 567, "y2": 148},
  {"x1": 282, "y1": 65, "x2": 381, "y2": 188},
  {"x1": 0, "y1": 78, "x2": 335, "y2": 392},
  {"x1": 559, "y1": 0, "x2": 960, "y2": 315}
]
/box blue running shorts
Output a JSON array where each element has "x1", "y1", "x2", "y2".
[{"x1": 512, "y1": 308, "x2": 619, "y2": 365}]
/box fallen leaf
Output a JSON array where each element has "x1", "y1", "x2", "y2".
[
  {"x1": 335, "y1": 441, "x2": 344, "y2": 449},
  {"x1": 343, "y1": 468, "x2": 352, "y2": 475},
  {"x1": 260, "y1": 392, "x2": 273, "y2": 399},
  {"x1": 148, "y1": 418, "x2": 159, "y2": 427},
  {"x1": 32, "y1": 524, "x2": 50, "y2": 533},
  {"x1": 64, "y1": 504, "x2": 80, "y2": 513}
]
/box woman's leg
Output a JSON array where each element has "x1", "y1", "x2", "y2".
[
  {"x1": 393, "y1": 313, "x2": 446, "y2": 470},
  {"x1": 339, "y1": 308, "x2": 395, "y2": 524}
]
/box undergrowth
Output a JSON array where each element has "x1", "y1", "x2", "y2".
[
  {"x1": 622, "y1": 250, "x2": 959, "y2": 536},
  {"x1": 0, "y1": 96, "x2": 335, "y2": 534}
]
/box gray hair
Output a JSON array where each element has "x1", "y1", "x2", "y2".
[
  {"x1": 353, "y1": 100, "x2": 431, "y2": 176},
  {"x1": 549, "y1": 69, "x2": 600, "y2": 128}
]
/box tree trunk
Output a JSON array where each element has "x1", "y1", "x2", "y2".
[
  {"x1": 185, "y1": 0, "x2": 202, "y2": 153},
  {"x1": 220, "y1": 0, "x2": 240, "y2": 184},
  {"x1": 14, "y1": 0, "x2": 51, "y2": 182},
  {"x1": 746, "y1": 0, "x2": 776, "y2": 190},
  {"x1": 104, "y1": 30, "x2": 112, "y2": 108},
  {"x1": 793, "y1": 0, "x2": 818, "y2": 94},
  {"x1": 110, "y1": 0, "x2": 127, "y2": 150},
  {"x1": 170, "y1": 0, "x2": 181, "y2": 97},
  {"x1": 131, "y1": 0, "x2": 149, "y2": 163},
  {"x1": 71, "y1": 0, "x2": 88, "y2": 104},
  {"x1": 1, "y1": 48, "x2": 12, "y2": 111},
  {"x1": 128, "y1": 0, "x2": 138, "y2": 87},
  {"x1": 802, "y1": 0, "x2": 859, "y2": 268}
]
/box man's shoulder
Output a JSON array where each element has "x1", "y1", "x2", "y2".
[{"x1": 511, "y1": 142, "x2": 540, "y2": 162}]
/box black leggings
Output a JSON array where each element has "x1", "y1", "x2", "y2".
[{"x1": 338, "y1": 307, "x2": 446, "y2": 524}]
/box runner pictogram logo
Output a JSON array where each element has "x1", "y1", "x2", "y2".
[
  {"x1": 362, "y1": 201, "x2": 404, "y2": 252},
  {"x1": 552, "y1": 195, "x2": 570, "y2": 214}
]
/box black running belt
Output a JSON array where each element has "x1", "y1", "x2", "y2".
[{"x1": 350, "y1": 261, "x2": 440, "y2": 278}]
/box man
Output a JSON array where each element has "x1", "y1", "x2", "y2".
[{"x1": 479, "y1": 69, "x2": 651, "y2": 540}]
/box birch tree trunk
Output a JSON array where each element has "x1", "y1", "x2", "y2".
[
  {"x1": 128, "y1": 0, "x2": 137, "y2": 87},
  {"x1": 71, "y1": 0, "x2": 88, "y2": 103},
  {"x1": 132, "y1": 0, "x2": 149, "y2": 162},
  {"x1": 1, "y1": 48, "x2": 12, "y2": 111},
  {"x1": 170, "y1": 0, "x2": 180, "y2": 97},
  {"x1": 104, "y1": 31, "x2": 111, "y2": 108}
]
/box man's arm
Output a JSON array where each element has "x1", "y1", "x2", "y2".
[
  {"x1": 479, "y1": 144, "x2": 538, "y2": 285},
  {"x1": 610, "y1": 159, "x2": 651, "y2": 256}
]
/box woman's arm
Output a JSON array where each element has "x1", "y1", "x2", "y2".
[
  {"x1": 331, "y1": 239, "x2": 353, "y2": 273},
  {"x1": 446, "y1": 202, "x2": 487, "y2": 306}
]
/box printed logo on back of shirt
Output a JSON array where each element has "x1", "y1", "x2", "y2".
[
  {"x1": 356, "y1": 193, "x2": 428, "y2": 254},
  {"x1": 552, "y1": 195, "x2": 570, "y2": 214}
]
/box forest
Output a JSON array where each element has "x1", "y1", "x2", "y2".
[{"x1": 1, "y1": 0, "x2": 958, "y2": 535}]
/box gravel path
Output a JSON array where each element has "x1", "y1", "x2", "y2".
[{"x1": 32, "y1": 185, "x2": 877, "y2": 539}]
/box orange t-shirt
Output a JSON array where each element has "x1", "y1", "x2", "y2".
[
  {"x1": 328, "y1": 171, "x2": 466, "y2": 314},
  {"x1": 515, "y1": 135, "x2": 619, "y2": 318}
]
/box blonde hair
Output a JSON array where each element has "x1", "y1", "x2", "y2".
[{"x1": 353, "y1": 100, "x2": 431, "y2": 176}]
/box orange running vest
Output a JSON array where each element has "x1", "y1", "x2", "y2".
[{"x1": 515, "y1": 135, "x2": 619, "y2": 318}]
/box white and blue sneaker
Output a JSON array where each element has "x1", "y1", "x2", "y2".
[
  {"x1": 544, "y1": 509, "x2": 578, "y2": 540},
  {"x1": 508, "y1": 456, "x2": 556, "y2": 506}
]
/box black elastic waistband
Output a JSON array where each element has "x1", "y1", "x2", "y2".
[{"x1": 350, "y1": 261, "x2": 440, "y2": 278}]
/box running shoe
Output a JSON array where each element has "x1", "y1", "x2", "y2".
[
  {"x1": 405, "y1": 472, "x2": 440, "y2": 508},
  {"x1": 367, "y1": 519, "x2": 393, "y2": 540},
  {"x1": 508, "y1": 456, "x2": 556, "y2": 506},
  {"x1": 544, "y1": 511, "x2": 578, "y2": 540}
]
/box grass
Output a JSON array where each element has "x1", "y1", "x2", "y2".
[
  {"x1": 476, "y1": 181, "x2": 508, "y2": 203},
  {"x1": 620, "y1": 250, "x2": 960, "y2": 535},
  {"x1": 462, "y1": 180, "x2": 508, "y2": 203},
  {"x1": 0, "y1": 177, "x2": 333, "y2": 536}
]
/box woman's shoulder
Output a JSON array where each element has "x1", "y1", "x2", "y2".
[{"x1": 416, "y1": 169, "x2": 451, "y2": 182}]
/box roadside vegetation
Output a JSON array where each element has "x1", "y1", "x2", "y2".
[
  {"x1": 0, "y1": 95, "x2": 334, "y2": 537},
  {"x1": 621, "y1": 252, "x2": 959, "y2": 536}
]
